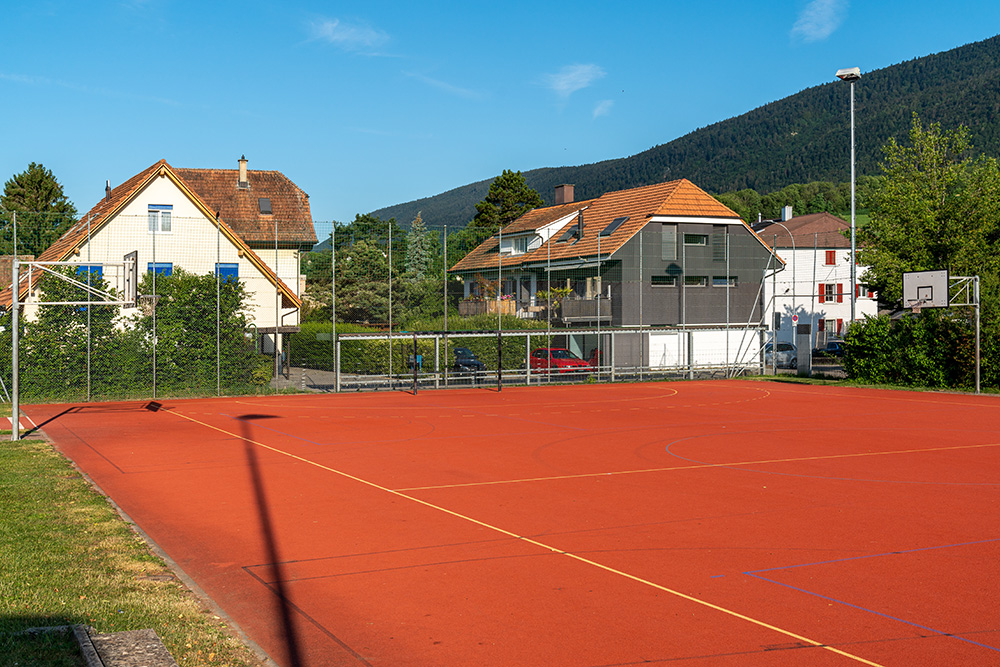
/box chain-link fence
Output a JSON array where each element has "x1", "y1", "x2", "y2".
[
  {"x1": 1, "y1": 210, "x2": 780, "y2": 412},
  {"x1": 297, "y1": 218, "x2": 771, "y2": 388}
]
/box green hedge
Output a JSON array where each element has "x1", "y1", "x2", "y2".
[{"x1": 843, "y1": 312, "x2": 985, "y2": 389}]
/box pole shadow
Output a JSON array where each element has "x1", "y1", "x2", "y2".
[{"x1": 237, "y1": 413, "x2": 304, "y2": 667}]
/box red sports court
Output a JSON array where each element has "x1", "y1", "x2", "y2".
[{"x1": 25, "y1": 380, "x2": 1000, "y2": 666}]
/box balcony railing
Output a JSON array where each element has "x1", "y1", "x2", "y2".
[
  {"x1": 458, "y1": 299, "x2": 515, "y2": 316},
  {"x1": 560, "y1": 296, "x2": 612, "y2": 322}
]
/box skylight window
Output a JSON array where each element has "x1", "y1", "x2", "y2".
[
  {"x1": 599, "y1": 216, "x2": 628, "y2": 237},
  {"x1": 258, "y1": 197, "x2": 272, "y2": 214},
  {"x1": 556, "y1": 227, "x2": 579, "y2": 243}
]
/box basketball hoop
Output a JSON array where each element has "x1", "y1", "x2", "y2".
[{"x1": 139, "y1": 294, "x2": 160, "y2": 316}]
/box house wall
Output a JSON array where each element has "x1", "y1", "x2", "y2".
[
  {"x1": 615, "y1": 222, "x2": 769, "y2": 327},
  {"x1": 763, "y1": 246, "x2": 878, "y2": 345},
  {"x1": 21, "y1": 175, "x2": 298, "y2": 330}
]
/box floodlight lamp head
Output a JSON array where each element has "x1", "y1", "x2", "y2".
[{"x1": 836, "y1": 67, "x2": 861, "y2": 82}]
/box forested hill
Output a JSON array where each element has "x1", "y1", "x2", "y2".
[{"x1": 368, "y1": 34, "x2": 1000, "y2": 229}]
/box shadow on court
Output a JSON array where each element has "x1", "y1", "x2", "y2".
[{"x1": 236, "y1": 413, "x2": 304, "y2": 667}]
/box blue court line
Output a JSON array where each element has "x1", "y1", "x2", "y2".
[{"x1": 745, "y1": 538, "x2": 1000, "y2": 653}]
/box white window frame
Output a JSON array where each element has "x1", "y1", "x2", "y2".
[
  {"x1": 651, "y1": 275, "x2": 677, "y2": 287},
  {"x1": 148, "y1": 204, "x2": 173, "y2": 234}
]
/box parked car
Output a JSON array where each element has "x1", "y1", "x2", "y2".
[
  {"x1": 764, "y1": 342, "x2": 797, "y2": 369},
  {"x1": 452, "y1": 347, "x2": 485, "y2": 374},
  {"x1": 813, "y1": 341, "x2": 846, "y2": 358},
  {"x1": 530, "y1": 347, "x2": 592, "y2": 373}
]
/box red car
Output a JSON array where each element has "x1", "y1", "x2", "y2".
[{"x1": 530, "y1": 347, "x2": 592, "y2": 373}]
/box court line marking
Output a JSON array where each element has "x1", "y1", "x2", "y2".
[
  {"x1": 170, "y1": 409, "x2": 883, "y2": 666},
  {"x1": 745, "y1": 538, "x2": 1000, "y2": 654},
  {"x1": 228, "y1": 384, "x2": 689, "y2": 410},
  {"x1": 396, "y1": 441, "x2": 1000, "y2": 491},
  {"x1": 740, "y1": 381, "x2": 1000, "y2": 408}
]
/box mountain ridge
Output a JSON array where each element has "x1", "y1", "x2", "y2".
[{"x1": 369, "y1": 35, "x2": 1000, "y2": 228}]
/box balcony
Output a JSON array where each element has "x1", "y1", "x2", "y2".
[
  {"x1": 560, "y1": 296, "x2": 612, "y2": 323},
  {"x1": 458, "y1": 298, "x2": 515, "y2": 317}
]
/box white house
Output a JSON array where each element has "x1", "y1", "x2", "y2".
[
  {"x1": 757, "y1": 211, "x2": 878, "y2": 347},
  {"x1": 1, "y1": 158, "x2": 317, "y2": 353}
]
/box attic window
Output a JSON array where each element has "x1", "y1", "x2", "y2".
[
  {"x1": 599, "y1": 216, "x2": 628, "y2": 237},
  {"x1": 258, "y1": 198, "x2": 272, "y2": 215}
]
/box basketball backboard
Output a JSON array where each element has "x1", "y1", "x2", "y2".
[{"x1": 902, "y1": 270, "x2": 949, "y2": 308}]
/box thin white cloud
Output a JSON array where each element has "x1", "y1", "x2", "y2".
[
  {"x1": 791, "y1": 0, "x2": 848, "y2": 43},
  {"x1": 309, "y1": 18, "x2": 389, "y2": 52},
  {"x1": 0, "y1": 72, "x2": 179, "y2": 106},
  {"x1": 404, "y1": 72, "x2": 483, "y2": 100},
  {"x1": 593, "y1": 100, "x2": 613, "y2": 118},
  {"x1": 543, "y1": 64, "x2": 606, "y2": 98}
]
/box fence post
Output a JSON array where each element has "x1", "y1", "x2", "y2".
[
  {"x1": 497, "y1": 330, "x2": 502, "y2": 392},
  {"x1": 687, "y1": 329, "x2": 694, "y2": 380},
  {"x1": 610, "y1": 331, "x2": 616, "y2": 383},
  {"x1": 525, "y1": 334, "x2": 531, "y2": 385},
  {"x1": 11, "y1": 255, "x2": 19, "y2": 441},
  {"x1": 335, "y1": 338, "x2": 341, "y2": 392},
  {"x1": 216, "y1": 211, "x2": 221, "y2": 396},
  {"x1": 412, "y1": 332, "x2": 418, "y2": 395}
]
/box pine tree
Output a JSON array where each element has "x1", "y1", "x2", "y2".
[
  {"x1": 469, "y1": 170, "x2": 544, "y2": 234},
  {"x1": 1, "y1": 162, "x2": 78, "y2": 256},
  {"x1": 405, "y1": 212, "x2": 433, "y2": 280}
]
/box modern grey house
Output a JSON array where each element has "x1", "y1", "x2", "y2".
[
  {"x1": 451, "y1": 179, "x2": 779, "y2": 325},
  {"x1": 450, "y1": 179, "x2": 782, "y2": 368}
]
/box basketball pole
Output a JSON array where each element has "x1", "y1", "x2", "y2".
[{"x1": 975, "y1": 276, "x2": 981, "y2": 395}]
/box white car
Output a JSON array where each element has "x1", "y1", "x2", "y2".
[{"x1": 764, "y1": 342, "x2": 797, "y2": 369}]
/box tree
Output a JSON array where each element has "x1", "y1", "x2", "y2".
[
  {"x1": 858, "y1": 114, "x2": 1000, "y2": 303},
  {"x1": 469, "y1": 170, "x2": 544, "y2": 234},
  {"x1": 334, "y1": 239, "x2": 390, "y2": 324},
  {"x1": 1, "y1": 163, "x2": 78, "y2": 256},
  {"x1": 846, "y1": 114, "x2": 1000, "y2": 389},
  {"x1": 136, "y1": 269, "x2": 269, "y2": 392},
  {"x1": 404, "y1": 212, "x2": 434, "y2": 280}
]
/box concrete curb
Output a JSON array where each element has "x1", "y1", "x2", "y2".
[{"x1": 75, "y1": 625, "x2": 178, "y2": 667}]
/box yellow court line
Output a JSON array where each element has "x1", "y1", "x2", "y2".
[
  {"x1": 171, "y1": 409, "x2": 883, "y2": 666},
  {"x1": 398, "y1": 441, "x2": 1000, "y2": 491}
]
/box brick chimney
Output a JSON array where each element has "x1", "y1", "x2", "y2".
[
  {"x1": 555, "y1": 184, "x2": 574, "y2": 205},
  {"x1": 238, "y1": 155, "x2": 249, "y2": 190}
]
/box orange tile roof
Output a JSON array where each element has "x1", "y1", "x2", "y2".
[
  {"x1": 174, "y1": 167, "x2": 316, "y2": 246},
  {"x1": 501, "y1": 200, "x2": 595, "y2": 235},
  {"x1": 0, "y1": 159, "x2": 303, "y2": 310},
  {"x1": 449, "y1": 200, "x2": 594, "y2": 273},
  {"x1": 450, "y1": 178, "x2": 769, "y2": 272}
]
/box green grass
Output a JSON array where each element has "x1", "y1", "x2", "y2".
[{"x1": 0, "y1": 438, "x2": 263, "y2": 667}]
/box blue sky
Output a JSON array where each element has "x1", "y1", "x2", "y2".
[{"x1": 3, "y1": 1, "x2": 999, "y2": 224}]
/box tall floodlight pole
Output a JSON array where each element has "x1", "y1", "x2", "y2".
[{"x1": 837, "y1": 66, "x2": 861, "y2": 322}]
